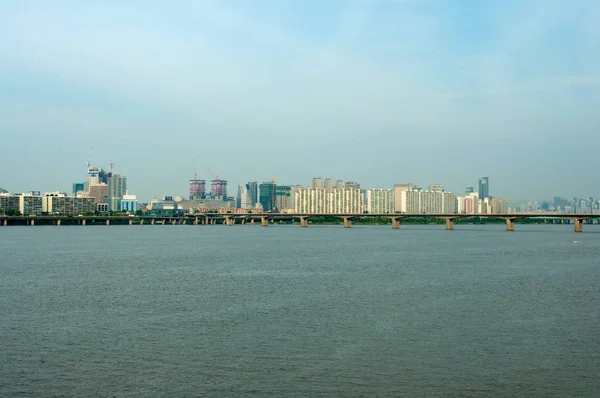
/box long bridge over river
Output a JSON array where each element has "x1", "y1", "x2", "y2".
[{"x1": 1, "y1": 213, "x2": 598, "y2": 232}]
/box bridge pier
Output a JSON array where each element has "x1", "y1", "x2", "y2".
[
  {"x1": 129, "y1": 219, "x2": 133, "y2": 226},
  {"x1": 55, "y1": 219, "x2": 61, "y2": 226},
  {"x1": 81, "y1": 219, "x2": 86, "y2": 226},
  {"x1": 261, "y1": 217, "x2": 269, "y2": 227},
  {"x1": 140, "y1": 219, "x2": 144, "y2": 225},
  {"x1": 29, "y1": 219, "x2": 35, "y2": 226},
  {"x1": 445, "y1": 217, "x2": 454, "y2": 231},
  {"x1": 343, "y1": 217, "x2": 352, "y2": 228},
  {"x1": 225, "y1": 217, "x2": 234, "y2": 226},
  {"x1": 391, "y1": 217, "x2": 401, "y2": 229},
  {"x1": 241, "y1": 219, "x2": 246, "y2": 225},
  {"x1": 194, "y1": 217, "x2": 199, "y2": 225},
  {"x1": 506, "y1": 218, "x2": 515, "y2": 232},
  {"x1": 151, "y1": 219, "x2": 155, "y2": 225},
  {"x1": 574, "y1": 218, "x2": 583, "y2": 233},
  {"x1": 2, "y1": 219, "x2": 6, "y2": 226},
  {"x1": 300, "y1": 217, "x2": 308, "y2": 227},
  {"x1": 106, "y1": 219, "x2": 110, "y2": 226}
]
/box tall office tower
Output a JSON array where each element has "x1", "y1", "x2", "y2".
[
  {"x1": 335, "y1": 180, "x2": 345, "y2": 190},
  {"x1": 236, "y1": 184, "x2": 248, "y2": 208},
  {"x1": 107, "y1": 174, "x2": 127, "y2": 211},
  {"x1": 259, "y1": 182, "x2": 276, "y2": 211},
  {"x1": 312, "y1": 177, "x2": 324, "y2": 190},
  {"x1": 189, "y1": 179, "x2": 206, "y2": 200},
  {"x1": 324, "y1": 178, "x2": 334, "y2": 193},
  {"x1": 246, "y1": 182, "x2": 258, "y2": 207},
  {"x1": 466, "y1": 187, "x2": 474, "y2": 194},
  {"x1": 210, "y1": 179, "x2": 227, "y2": 199},
  {"x1": 478, "y1": 177, "x2": 489, "y2": 200},
  {"x1": 236, "y1": 184, "x2": 256, "y2": 208}
]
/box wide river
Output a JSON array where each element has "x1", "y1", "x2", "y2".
[{"x1": 1, "y1": 224, "x2": 599, "y2": 397}]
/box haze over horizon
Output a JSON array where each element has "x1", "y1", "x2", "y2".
[{"x1": 1, "y1": 0, "x2": 599, "y2": 203}]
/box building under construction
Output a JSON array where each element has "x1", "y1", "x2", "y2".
[
  {"x1": 189, "y1": 179, "x2": 206, "y2": 200},
  {"x1": 210, "y1": 179, "x2": 227, "y2": 199}
]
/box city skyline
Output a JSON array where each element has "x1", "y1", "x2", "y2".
[{"x1": 1, "y1": 1, "x2": 599, "y2": 200}]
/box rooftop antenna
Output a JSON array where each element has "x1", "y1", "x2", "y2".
[
  {"x1": 109, "y1": 162, "x2": 116, "y2": 174},
  {"x1": 87, "y1": 146, "x2": 92, "y2": 170}
]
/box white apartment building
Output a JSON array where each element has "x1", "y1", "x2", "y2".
[
  {"x1": 366, "y1": 189, "x2": 394, "y2": 213},
  {"x1": 292, "y1": 186, "x2": 364, "y2": 214},
  {"x1": 400, "y1": 190, "x2": 457, "y2": 214}
]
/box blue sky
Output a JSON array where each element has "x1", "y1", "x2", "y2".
[{"x1": 1, "y1": 0, "x2": 599, "y2": 202}]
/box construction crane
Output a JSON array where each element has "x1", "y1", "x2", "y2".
[
  {"x1": 109, "y1": 162, "x2": 116, "y2": 174},
  {"x1": 192, "y1": 158, "x2": 198, "y2": 180}
]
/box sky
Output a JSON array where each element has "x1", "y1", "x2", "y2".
[{"x1": 1, "y1": 0, "x2": 599, "y2": 203}]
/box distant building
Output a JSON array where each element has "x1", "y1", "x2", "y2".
[
  {"x1": 107, "y1": 174, "x2": 127, "y2": 211},
  {"x1": 324, "y1": 178, "x2": 334, "y2": 193},
  {"x1": 42, "y1": 193, "x2": 95, "y2": 215},
  {"x1": 121, "y1": 193, "x2": 139, "y2": 213},
  {"x1": 400, "y1": 189, "x2": 457, "y2": 214},
  {"x1": 89, "y1": 183, "x2": 108, "y2": 204},
  {"x1": 189, "y1": 179, "x2": 206, "y2": 200},
  {"x1": 0, "y1": 194, "x2": 21, "y2": 215},
  {"x1": 210, "y1": 179, "x2": 227, "y2": 199},
  {"x1": 312, "y1": 177, "x2": 324, "y2": 190},
  {"x1": 478, "y1": 177, "x2": 489, "y2": 200},
  {"x1": 72, "y1": 183, "x2": 85, "y2": 195},
  {"x1": 236, "y1": 183, "x2": 258, "y2": 209},
  {"x1": 292, "y1": 185, "x2": 364, "y2": 214},
  {"x1": 393, "y1": 183, "x2": 413, "y2": 213},
  {"x1": 259, "y1": 182, "x2": 276, "y2": 211},
  {"x1": 366, "y1": 189, "x2": 394, "y2": 214},
  {"x1": 466, "y1": 187, "x2": 474, "y2": 195}
]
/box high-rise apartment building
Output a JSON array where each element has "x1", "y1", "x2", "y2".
[
  {"x1": 107, "y1": 174, "x2": 127, "y2": 211},
  {"x1": 259, "y1": 182, "x2": 276, "y2": 212},
  {"x1": 324, "y1": 178, "x2": 334, "y2": 193},
  {"x1": 312, "y1": 177, "x2": 324, "y2": 190},
  {"x1": 478, "y1": 177, "x2": 489, "y2": 200},
  {"x1": 400, "y1": 189, "x2": 457, "y2": 214},
  {"x1": 292, "y1": 186, "x2": 364, "y2": 214},
  {"x1": 393, "y1": 183, "x2": 413, "y2": 213},
  {"x1": 366, "y1": 189, "x2": 394, "y2": 214}
]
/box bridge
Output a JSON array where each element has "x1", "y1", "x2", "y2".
[{"x1": 0, "y1": 213, "x2": 599, "y2": 232}]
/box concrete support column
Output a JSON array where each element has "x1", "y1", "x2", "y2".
[
  {"x1": 574, "y1": 218, "x2": 583, "y2": 233},
  {"x1": 106, "y1": 219, "x2": 110, "y2": 226},
  {"x1": 194, "y1": 217, "x2": 198, "y2": 225},
  {"x1": 2, "y1": 219, "x2": 6, "y2": 226},
  {"x1": 445, "y1": 218, "x2": 454, "y2": 231},
  {"x1": 129, "y1": 219, "x2": 133, "y2": 226},
  {"x1": 56, "y1": 219, "x2": 61, "y2": 226},
  {"x1": 251, "y1": 219, "x2": 255, "y2": 224},
  {"x1": 261, "y1": 217, "x2": 269, "y2": 227},
  {"x1": 343, "y1": 217, "x2": 352, "y2": 228},
  {"x1": 506, "y1": 219, "x2": 515, "y2": 232},
  {"x1": 82, "y1": 219, "x2": 86, "y2": 226},
  {"x1": 30, "y1": 219, "x2": 35, "y2": 226},
  {"x1": 151, "y1": 219, "x2": 155, "y2": 225},
  {"x1": 162, "y1": 220, "x2": 166, "y2": 225},
  {"x1": 391, "y1": 217, "x2": 400, "y2": 229},
  {"x1": 241, "y1": 219, "x2": 246, "y2": 225},
  {"x1": 140, "y1": 219, "x2": 144, "y2": 225},
  {"x1": 300, "y1": 217, "x2": 308, "y2": 227}
]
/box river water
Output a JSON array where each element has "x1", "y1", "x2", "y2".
[{"x1": 1, "y1": 224, "x2": 599, "y2": 397}]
